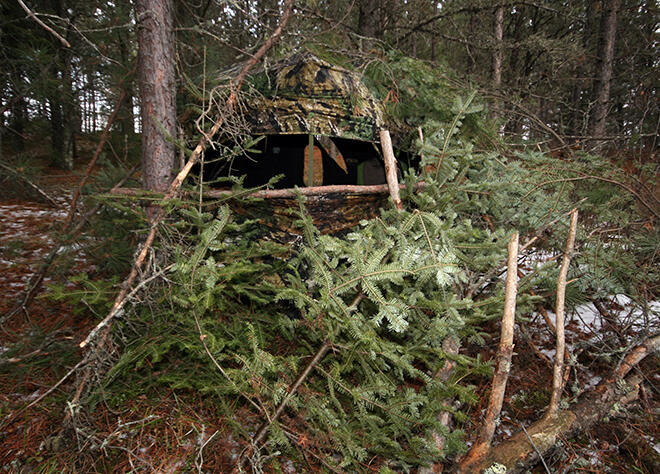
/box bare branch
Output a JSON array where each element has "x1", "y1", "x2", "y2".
[{"x1": 17, "y1": 0, "x2": 71, "y2": 48}]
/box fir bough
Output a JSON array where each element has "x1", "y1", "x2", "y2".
[{"x1": 68, "y1": 57, "x2": 657, "y2": 472}]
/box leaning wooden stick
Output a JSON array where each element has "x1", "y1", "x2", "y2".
[
  {"x1": 79, "y1": 0, "x2": 294, "y2": 349},
  {"x1": 460, "y1": 231, "x2": 519, "y2": 471},
  {"x1": 253, "y1": 340, "x2": 331, "y2": 447},
  {"x1": 546, "y1": 208, "x2": 578, "y2": 418},
  {"x1": 379, "y1": 129, "x2": 404, "y2": 210}
]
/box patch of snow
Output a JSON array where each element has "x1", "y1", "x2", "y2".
[
  {"x1": 572, "y1": 302, "x2": 602, "y2": 330},
  {"x1": 21, "y1": 389, "x2": 44, "y2": 402},
  {"x1": 584, "y1": 374, "x2": 602, "y2": 390}
]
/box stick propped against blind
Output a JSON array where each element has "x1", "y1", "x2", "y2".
[{"x1": 379, "y1": 129, "x2": 403, "y2": 211}]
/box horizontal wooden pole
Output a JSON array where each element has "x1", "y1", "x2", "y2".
[{"x1": 109, "y1": 182, "x2": 426, "y2": 200}]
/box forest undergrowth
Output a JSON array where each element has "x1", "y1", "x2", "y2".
[{"x1": 1, "y1": 55, "x2": 659, "y2": 473}]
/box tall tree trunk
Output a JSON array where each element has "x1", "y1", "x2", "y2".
[
  {"x1": 430, "y1": 1, "x2": 438, "y2": 62},
  {"x1": 492, "y1": 5, "x2": 505, "y2": 121},
  {"x1": 61, "y1": 48, "x2": 76, "y2": 167},
  {"x1": 45, "y1": 0, "x2": 74, "y2": 170},
  {"x1": 117, "y1": 31, "x2": 135, "y2": 137},
  {"x1": 589, "y1": 0, "x2": 620, "y2": 141},
  {"x1": 49, "y1": 96, "x2": 67, "y2": 169},
  {"x1": 358, "y1": 0, "x2": 380, "y2": 49},
  {"x1": 90, "y1": 75, "x2": 97, "y2": 132},
  {"x1": 135, "y1": 0, "x2": 177, "y2": 194},
  {"x1": 492, "y1": 6, "x2": 504, "y2": 91},
  {"x1": 10, "y1": 93, "x2": 26, "y2": 152}
]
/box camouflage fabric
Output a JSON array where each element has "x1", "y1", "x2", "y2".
[{"x1": 246, "y1": 53, "x2": 383, "y2": 142}]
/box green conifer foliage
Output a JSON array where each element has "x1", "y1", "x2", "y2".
[{"x1": 81, "y1": 55, "x2": 657, "y2": 471}]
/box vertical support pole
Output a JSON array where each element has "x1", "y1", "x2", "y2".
[
  {"x1": 546, "y1": 209, "x2": 579, "y2": 419},
  {"x1": 459, "y1": 231, "x2": 519, "y2": 471},
  {"x1": 307, "y1": 133, "x2": 314, "y2": 186},
  {"x1": 379, "y1": 129, "x2": 403, "y2": 211}
]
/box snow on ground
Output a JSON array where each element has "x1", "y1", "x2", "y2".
[{"x1": 0, "y1": 183, "x2": 82, "y2": 300}]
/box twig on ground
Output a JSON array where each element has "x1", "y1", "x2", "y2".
[
  {"x1": 0, "y1": 357, "x2": 86, "y2": 430},
  {"x1": 79, "y1": 264, "x2": 173, "y2": 349},
  {"x1": 518, "y1": 322, "x2": 553, "y2": 368},
  {"x1": 1, "y1": 164, "x2": 139, "y2": 324},
  {"x1": 0, "y1": 161, "x2": 60, "y2": 207},
  {"x1": 240, "y1": 339, "x2": 331, "y2": 465},
  {"x1": 519, "y1": 422, "x2": 552, "y2": 474}
]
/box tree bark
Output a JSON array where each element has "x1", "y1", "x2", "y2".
[
  {"x1": 117, "y1": 31, "x2": 135, "y2": 137},
  {"x1": 546, "y1": 209, "x2": 578, "y2": 418},
  {"x1": 49, "y1": 95, "x2": 67, "y2": 169},
  {"x1": 358, "y1": 0, "x2": 380, "y2": 47},
  {"x1": 589, "y1": 0, "x2": 620, "y2": 141},
  {"x1": 135, "y1": 0, "x2": 177, "y2": 194},
  {"x1": 492, "y1": 5, "x2": 504, "y2": 92}
]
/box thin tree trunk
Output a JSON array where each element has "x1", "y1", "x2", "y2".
[
  {"x1": 135, "y1": 0, "x2": 177, "y2": 194},
  {"x1": 492, "y1": 5, "x2": 504, "y2": 92},
  {"x1": 61, "y1": 48, "x2": 76, "y2": 167},
  {"x1": 49, "y1": 96, "x2": 67, "y2": 169},
  {"x1": 117, "y1": 32, "x2": 135, "y2": 137},
  {"x1": 589, "y1": 0, "x2": 620, "y2": 142},
  {"x1": 10, "y1": 94, "x2": 26, "y2": 152},
  {"x1": 358, "y1": 0, "x2": 380, "y2": 49},
  {"x1": 92, "y1": 83, "x2": 96, "y2": 132},
  {"x1": 430, "y1": 2, "x2": 437, "y2": 62}
]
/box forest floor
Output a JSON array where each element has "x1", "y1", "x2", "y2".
[{"x1": 0, "y1": 152, "x2": 659, "y2": 472}]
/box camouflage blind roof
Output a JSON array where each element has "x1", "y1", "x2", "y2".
[{"x1": 245, "y1": 53, "x2": 383, "y2": 142}]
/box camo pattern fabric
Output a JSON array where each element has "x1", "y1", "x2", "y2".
[{"x1": 246, "y1": 54, "x2": 383, "y2": 142}]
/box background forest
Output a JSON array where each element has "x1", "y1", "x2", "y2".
[{"x1": 0, "y1": 0, "x2": 658, "y2": 472}]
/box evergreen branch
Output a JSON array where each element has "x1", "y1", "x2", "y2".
[
  {"x1": 189, "y1": 207, "x2": 230, "y2": 290},
  {"x1": 527, "y1": 174, "x2": 659, "y2": 220},
  {"x1": 77, "y1": 0, "x2": 295, "y2": 353},
  {"x1": 192, "y1": 311, "x2": 268, "y2": 418},
  {"x1": 314, "y1": 366, "x2": 419, "y2": 425},
  {"x1": 416, "y1": 210, "x2": 437, "y2": 260},
  {"x1": 242, "y1": 340, "x2": 332, "y2": 461},
  {"x1": 331, "y1": 264, "x2": 457, "y2": 294},
  {"x1": 78, "y1": 264, "x2": 174, "y2": 349},
  {"x1": 435, "y1": 90, "x2": 477, "y2": 179}
]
